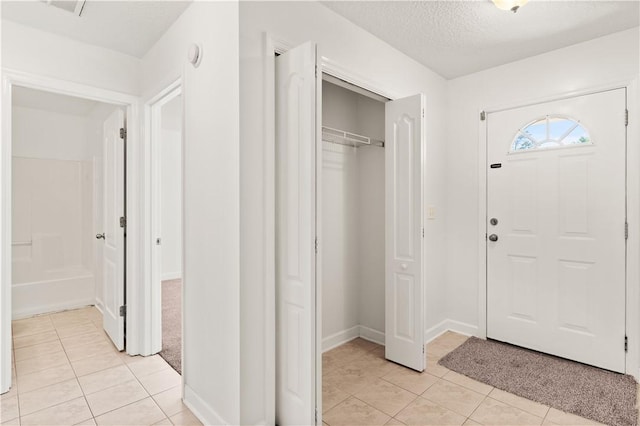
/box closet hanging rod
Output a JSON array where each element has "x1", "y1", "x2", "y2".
[{"x1": 322, "y1": 126, "x2": 385, "y2": 148}]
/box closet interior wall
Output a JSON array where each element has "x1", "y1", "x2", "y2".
[{"x1": 322, "y1": 80, "x2": 386, "y2": 350}]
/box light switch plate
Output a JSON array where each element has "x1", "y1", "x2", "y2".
[{"x1": 427, "y1": 206, "x2": 436, "y2": 220}]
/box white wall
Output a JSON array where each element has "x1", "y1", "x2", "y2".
[
  {"x1": 159, "y1": 95, "x2": 182, "y2": 281},
  {"x1": 322, "y1": 82, "x2": 360, "y2": 343},
  {"x1": 357, "y1": 144, "x2": 385, "y2": 335},
  {"x1": 322, "y1": 142, "x2": 360, "y2": 340},
  {"x1": 321, "y1": 81, "x2": 386, "y2": 345},
  {"x1": 140, "y1": 3, "x2": 240, "y2": 425},
  {"x1": 240, "y1": 2, "x2": 448, "y2": 422},
  {"x1": 445, "y1": 28, "x2": 640, "y2": 333},
  {"x1": 2, "y1": 20, "x2": 140, "y2": 95},
  {"x1": 12, "y1": 106, "x2": 92, "y2": 160},
  {"x1": 160, "y1": 128, "x2": 182, "y2": 280}
]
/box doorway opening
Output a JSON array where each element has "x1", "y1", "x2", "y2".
[
  {"x1": 149, "y1": 83, "x2": 183, "y2": 375},
  {"x1": 274, "y1": 41, "x2": 427, "y2": 424},
  {"x1": 10, "y1": 85, "x2": 127, "y2": 349}
]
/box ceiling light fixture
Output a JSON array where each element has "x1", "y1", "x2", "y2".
[
  {"x1": 492, "y1": 0, "x2": 529, "y2": 13},
  {"x1": 41, "y1": 0, "x2": 86, "y2": 17}
]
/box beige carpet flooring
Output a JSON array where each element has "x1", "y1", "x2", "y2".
[
  {"x1": 439, "y1": 337, "x2": 637, "y2": 426},
  {"x1": 160, "y1": 279, "x2": 182, "y2": 374}
]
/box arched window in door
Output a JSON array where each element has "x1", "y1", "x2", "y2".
[{"x1": 511, "y1": 115, "x2": 591, "y2": 152}]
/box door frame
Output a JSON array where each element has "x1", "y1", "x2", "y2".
[
  {"x1": 145, "y1": 79, "x2": 182, "y2": 356},
  {"x1": 266, "y1": 32, "x2": 414, "y2": 423},
  {"x1": 477, "y1": 80, "x2": 640, "y2": 379},
  {"x1": 0, "y1": 68, "x2": 140, "y2": 394}
]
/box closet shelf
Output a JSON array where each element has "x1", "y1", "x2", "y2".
[{"x1": 322, "y1": 126, "x2": 385, "y2": 148}]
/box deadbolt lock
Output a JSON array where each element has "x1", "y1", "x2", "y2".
[{"x1": 490, "y1": 218, "x2": 498, "y2": 226}]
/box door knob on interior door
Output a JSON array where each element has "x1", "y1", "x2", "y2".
[
  {"x1": 489, "y1": 234, "x2": 498, "y2": 242},
  {"x1": 96, "y1": 233, "x2": 106, "y2": 240}
]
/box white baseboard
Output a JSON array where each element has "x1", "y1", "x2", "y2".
[
  {"x1": 322, "y1": 325, "x2": 385, "y2": 352},
  {"x1": 12, "y1": 298, "x2": 95, "y2": 320},
  {"x1": 322, "y1": 320, "x2": 478, "y2": 353},
  {"x1": 184, "y1": 384, "x2": 228, "y2": 425},
  {"x1": 162, "y1": 272, "x2": 182, "y2": 281},
  {"x1": 425, "y1": 319, "x2": 478, "y2": 343},
  {"x1": 94, "y1": 298, "x2": 104, "y2": 314},
  {"x1": 322, "y1": 326, "x2": 360, "y2": 352},
  {"x1": 359, "y1": 325, "x2": 385, "y2": 346}
]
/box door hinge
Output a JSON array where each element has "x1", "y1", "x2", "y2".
[
  {"x1": 315, "y1": 409, "x2": 318, "y2": 425},
  {"x1": 422, "y1": 108, "x2": 425, "y2": 119},
  {"x1": 119, "y1": 305, "x2": 126, "y2": 317},
  {"x1": 119, "y1": 127, "x2": 126, "y2": 139},
  {"x1": 480, "y1": 111, "x2": 486, "y2": 121},
  {"x1": 625, "y1": 222, "x2": 629, "y2": 240},
  {"x1": 120, "y1": 216, "x2": 126, "y2": 228},
  {"x1": 625, "y1": 335, "x2": 628, "y2": 352},
  {"x1": 422, "y1": 228, "x2": 424, "y2": 238},
  {"x1": 315, "y1": 65, "x2": 318, "y2": 78},
  {"x1": 315, "y1": 237, "x2": 318, "y2": 254},
  {"x1": 625, "y1": 109, "x2": 629, "y2": 127}
]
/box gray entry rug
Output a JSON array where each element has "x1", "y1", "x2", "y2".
[
  {"x1": 160, "y1": 279, "x2": 182, "y2": 374},
  {"x1": 439, "y1": 337, "x2": 637, "y2": 426}
]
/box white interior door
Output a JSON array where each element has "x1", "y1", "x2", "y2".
[
  {"x1": 275, "y1": 41, "x2": 318, "y2": 425},
  {"x1": 384, "y1": 94, "x2": 425, "y2": 372},
  {"x1": 487, "y1": 89, "x2": 626, "y2": 372},
  {"x1": 102, "y1": 109, "x2": 126, "y2": 351}
]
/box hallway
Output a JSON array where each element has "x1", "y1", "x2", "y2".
[{"x1": 1, "y1": 307, "x2": 200, "y2": 425}]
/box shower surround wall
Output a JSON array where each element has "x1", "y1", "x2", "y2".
[{"x1": 11, "y1": 104, "x2": 104, "y2": 318}]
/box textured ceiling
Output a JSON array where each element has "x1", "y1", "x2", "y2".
[
  {"x1": 1, "y1": 0, "x2": 192, "y2": 58},
  {"x1": 322, "y1": 1, "x2": 640, "y2": 79},
  {"x1": 12, "y1": 86, "x2": 100, "y2": 116}
]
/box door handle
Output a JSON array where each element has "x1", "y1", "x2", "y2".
[
  {"x1": 96, "y1": 233, "x2": 106, "y2": 240},
  {"x1": 488, "y1": 234, "x2": 498, "y2": 242}
]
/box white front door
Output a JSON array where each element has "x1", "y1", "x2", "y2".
[
  {"x1": 102, "y1": 109, "x2": 126, "y2": 351},
  {"x1": 487, "y1": 89, "x2": 627, "y2": 372},
  {"x1": 275, "y1": 41, "x2": 318, "y2": 425},
  {"x1": 384, "y1": 94, "x2": 426, "y2": 372}
]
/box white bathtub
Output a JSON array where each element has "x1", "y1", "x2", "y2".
[{"x1": 12, "y1": 265, "x2": 95, "y2": 319}]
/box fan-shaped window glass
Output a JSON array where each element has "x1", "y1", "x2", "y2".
[{"x1": 511, "y1": 115, "x2": 591, "y2": 152}]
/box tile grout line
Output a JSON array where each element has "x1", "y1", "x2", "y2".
[
  {"x1": 466, "y1": 392, "x2": 490, "y2": 424},
  {"x1": 150, "y1": 385, "x2": 186, "y2": 420},
  {"x1": 11, "y1": 308, "x2": 179, "y2": 426}
]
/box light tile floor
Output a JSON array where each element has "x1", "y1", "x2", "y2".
[
  {"x1": 322, "y1": 332, "x2": 609, "y2": 426},
  {"x1": 1, "y1": 307, "x2": 201, "y2": 426}
]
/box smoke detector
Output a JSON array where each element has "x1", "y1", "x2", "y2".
[{"x1": 41, "y1": 0, "x2": 86, "y2": 17}]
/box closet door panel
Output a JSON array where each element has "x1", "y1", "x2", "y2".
[
  {"x1": 385, "y1": 94, "x2": 425, "y2": 372},
  {"x1": 275, "y1": 41, "x2": 318, "y2": 426}
]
